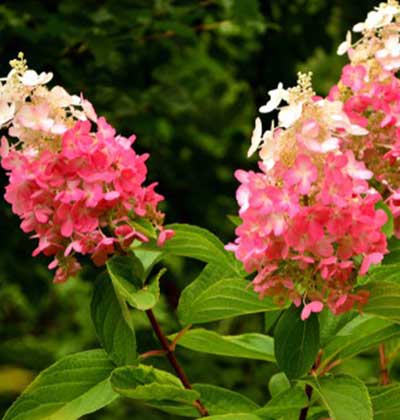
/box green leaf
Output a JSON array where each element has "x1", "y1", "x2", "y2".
[
  {"x1": 169, "y1": 328, "x2": 274, "y2": 361},
  {"x1": 163, "y1": 224, "x2": 242, "y2": 275},
  {"x1": 274, "y1": 305, "x2": 320, "y2": 379},
  {"x1": 256, "y1": 387, "x2": 307, "y2": 418},
  {"x1": 319, "y1": 315, "x2": 400, "y2": 371},
  {"x1": 131, "y1": 218, "x2": 157, "y2": 239},
  {"x1": 268, "y1": 373, "x2": 291, "y2": 397},
  {"x1": 91, "y1": 274, "x2": 137, "y2": 365},
  {"x1": 177, "y1": 263, "x2": 279, "y2": 325},
  {"x1": 107, "y1": 255, "x2": 144, "y2": 285},
  {"x1": 107, "y1": 256, "x2": 163, "y2": 311},
  {"x1": 132, "y1": 247, "x2": 164, "y2": 279},
  {"x1": 376, "y1": 201, "x2": 394, "y2": 238},
  {"x1": 319, "y1": 309, "x2": 357, "y2": 347},
  {"x1": 264, "y1": 310, "x2": 282, "y2": 333},
  {"x1": 382, "y1": 251, "x2": 400, "y2": 265},
  {"x1": 227, "y1": 215, "x2": 242, "y2": 227},
  {"x1": 306, "y1": 408, "x2": 330, "y2": 420},
  {"x1": 361, "y1": 281, "x2": 400, "y2": 322},
  {"x1": 204, "y1": 415, "x2": 262, "y2": 420},
  {"x1": 370, "y1": 384, "x2": 400, "y2": 420},
  {"x1": 305, "y1": 374, "x2": 373, "y2": 420},
  {"x1": 3, "y1": 350, "x2": 117, "y2": 420},
  {"x1": 360, "y1": 264, "x2": 400, "y2": 285},
  {"x1": 150, "y1": 384, "x2": 260, "y2": 417},
  {"x1": 111, "y1": 365, "x2": 199, "y2": 405}
]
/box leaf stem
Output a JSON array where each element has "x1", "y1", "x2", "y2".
[
  {"x1": 379, "y1": 343, "x2": 390, "y2": 385},
  {"x1": 145, "y1": 309, "x2": 209, "y2": 417}
]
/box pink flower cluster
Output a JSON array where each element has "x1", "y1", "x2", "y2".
[
  {"x1": 0, "y1": 56, "x2": 173, "y2": 282},
  {"x1": 1, "y1": 118, "x2": 173, "y2": 283},
  {"x1": 228, "y1": 1, "x2": 400, "y2": 318},
  {"x1": 228, "y1": 148, "x2": 387, "y2": 318},
  {"x1": 330, "y1": 64, "x2": 400, "y2": 235}
]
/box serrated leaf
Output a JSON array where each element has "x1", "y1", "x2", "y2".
[
  {"x1": 256, "y1": 387, "x2": 307, "y2": 418},
  {"x1": 163, "y1": 224, "x2": 243, "y2": 275},
  {"x1": 274, "y1": 305, "x2": 320, "y2": 379},
  {"x1": 150, "y1": 384, "x2": 260, "y2": 417},
  {"x1": 305, "y1": 374, "x2": 372, "y2": 420},
  {"x1": 110, "y1": 364, "x2": 199, "y2": 405},
  {"x1": 91, "y1": 274, "x2": 137, "y2": 365},
  {"x1": 169, "y1": 328, "x2": 274, "y2": 361},
  {"x1": 177, "y1": 263, "x2": 279, "y2": 325},
  {"x1": 370, "y1": 384, "x2": 400, "y2": 420},
  {"x1": 361, "y1": 281, "x2": 400, "y2": 322},
  {"x1": 107, "y1": 256, "x2": 163, "y2": 310},
  {"x1": 318, "y1": 315, "x2": 400, "y2": 371},
  {"x1": 3, "y1": 350, "x2": 117, "y2": 420}
]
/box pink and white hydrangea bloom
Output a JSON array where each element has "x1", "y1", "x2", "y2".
[
  {"x1": 0, "y1": 54, "x2": 174, "y2": 283},
  {"x1": 226, "y1": 1, "x2": 400, "y2": 318}
]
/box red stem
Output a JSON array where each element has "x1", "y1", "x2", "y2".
[
  {"x1": 145, "y1": 309, "x2": 209, "y2": 417},
  {"x1": 379, "y1": 343, "x2": 390, "y2": 386}
]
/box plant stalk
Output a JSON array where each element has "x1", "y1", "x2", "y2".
[
  {"x1": 379, "y1": 343, "x2": 390, "y2": 385},
  {"x1": 299, "y1": 383, "x2": 313, "y2": 420},
  {"x1": 145, "y1": 309, "x2": 209, "y2": 417}
]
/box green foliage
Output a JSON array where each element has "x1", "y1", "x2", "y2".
[
  {"x1": 305, "y1": 374, "x2": 373, "y2": 420},
  {"x1": 150, "y1": 384, "x2": 260, "y2": 418},
  {"x1": 268, "y1": 373, "x2": 290, "y2": 397},
  {"x1": 370, "y1": 384, "x2": 400, "y2": 420},
  {"x1": 319, "y1": 315, "x2": 400, "y2": 372},
  {"x1": 111, "y1": 364, "x2": 199, "y2": 405},
  {"x1": 274, "y1": 305, "x2": 320, "y2": 379},
  {"x1": 204, "y1": 414, "x2": 262, "y2": 420},
  {"x1": 106, "y1": 256, "x2": 162, "y2": 311},
  {"x1": 91, "y1": 274, "x2": 137, "y2": 365},
  {"x1": 177, "y1": 263, "x2": 278, "y2": 325},
  {"x1": 255, "y1": 387, "x2": 307, "y2": 418},
  {"x1": 170, "y1": 329, "x2": 275, "y2": 361},
  {"x1": 360, "y1": 263, "x2": 400, "y2": 285},
  {"x1": 376, "y1": 201, "x2": 394, "y2": 238},
  {"x1": 3, "y1": 350, "x2": 117, "y2": 420},
  {"x1": 162, "y1": 224, "x2": 242, "y2": 275},
  {"x1": 362, "y1": 281, "x2": 400, "y2": 322}
]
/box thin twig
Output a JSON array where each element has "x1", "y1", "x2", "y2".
[
  {"x1": 379, "y1": 343, "x2": 390, "y2": 385},
  {"x1": 145, "y1": 309, "x2": 209, "y2": 417},
  {"x1": 318, "y1": 359, "x2": 342, "y2": 377},
  {"x1": 139, "y1": 349, "x2": 167, "y2": 360},
  {"x1": 170, "y1": 323, "x2": 192, "y2": 351}
]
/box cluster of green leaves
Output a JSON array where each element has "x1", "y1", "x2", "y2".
[{"x1": 3, "y1": 224, "x2": 400, "y2": 420}]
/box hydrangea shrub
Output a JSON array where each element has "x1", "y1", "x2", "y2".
[{"x1": 3, "y1": 2, "x2": 400, "y2": 420}]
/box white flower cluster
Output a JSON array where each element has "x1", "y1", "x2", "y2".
[{"x1": 0, "y1": 53, "x2": 96, "y2": 151}]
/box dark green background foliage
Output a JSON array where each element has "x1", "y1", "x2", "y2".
[{"x1": 0, "y1": 1, "x2": 385, "y2": 419}]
